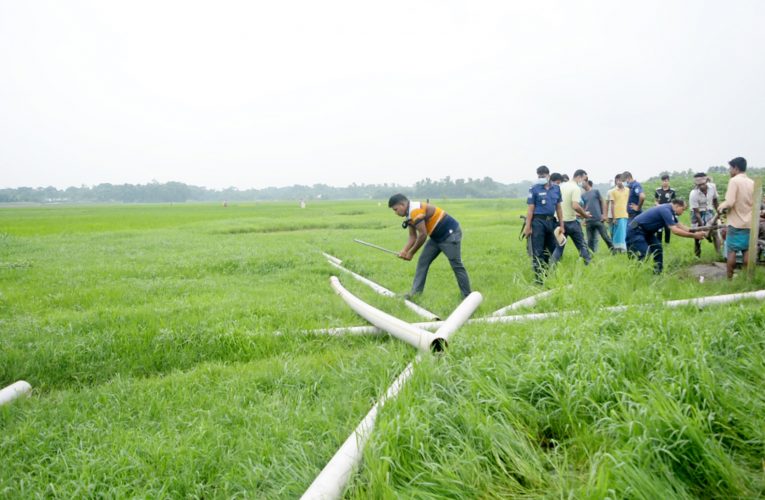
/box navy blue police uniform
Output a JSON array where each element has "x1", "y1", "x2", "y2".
[
  {"x1": 626, "y1": 203, "x2": 677, "y2": 273},
  {"x1": 627, "y1": 180, "x2": 644, "y2": 219},
  {"x1": 654, "y1": 187, "x2": 676, "y2": 243},
  {"x1": 527, "y1": 183, "x2": 562, "y2": 283}
]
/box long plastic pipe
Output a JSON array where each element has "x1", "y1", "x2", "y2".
[
  {"x1": 330, "y1": 276, "x2": 441, "y2": 351},
  {"x1": 491, "y1": 289, "x2": 557, "y2": 316},
  {"x1": 0, "y1": 380, "x2": 32, "y2": 406},
  {"x1": 491, "y1": 285, "x2": 574, "y2": 316},
  {"x1": 301, "y1": 290, "x2": 484, "y2": 498},
  {"x1": 301, "y1": 357, "x2": 418, "y2": 500},
  {"x1": 326, "y1": 259, "x2": 440, "y2": 321},
  {"x1": 311, "y1": 289, "x2": 765, "y2": 335},
  {"x1": 322, "y1": 252, "x2": 343, "y2": 266}
]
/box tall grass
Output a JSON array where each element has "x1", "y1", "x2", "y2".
[{"x1": 1, "y1": 200, "x2": 764, "y2": 497}]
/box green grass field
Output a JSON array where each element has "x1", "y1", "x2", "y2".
[{"x1": 2, "y1": 200, "x2": 764, "y2": 498}]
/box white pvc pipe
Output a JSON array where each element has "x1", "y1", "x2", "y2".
[
  {"x1": 301, "y1": 357, "x2": 418, "y2": 500},
  {"x1": 328, "y1": 260, "x2": 396, "y2": 297},
  {"x1": 432, "y1": 292, "x2": 483, "y2": 346},
  {"x1": 326, "y1": 260, "x2": 440, "y2": 321},
  {"x1": 322, "y1": 253, "x2": 343, "y2": 266},
  {"x1": 302, "y1": 288, "x2": 483, "y2": 498},
  {"x1": 491, "y1": 288, "x2": 558, "y2": 316},
  {"x1": 311, "y1": 289, "x2": 765, "y2": 336},
  {"x1": 330, "y1": 276, "x2": 441, "y2": 352},
  {"x1": 662, "y1": 289, "x2": 765, "y2": 308},
  {"x1": 0, "y1": 380, "x2": 32, "y2": 406}
]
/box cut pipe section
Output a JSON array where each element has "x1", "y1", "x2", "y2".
[
  {"x1": 326, "y1": 259, "x2": 440, "y2": 321},
  {"x1": 301, "y1": 358, "x2": 418, "y2": 500},
  {"x1": 0, "y1": 380, "x2": 32, "y2": 406},
  {"x1": 431, "y1": 291, "x2": 483, "y2": 349},
  {"x1": 330, "y1": 276, "x2": 442, "y2": 352}
]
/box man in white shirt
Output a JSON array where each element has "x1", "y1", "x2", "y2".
[{"x1": 689, "y1": 172, "x2": 719, "y2": 258}]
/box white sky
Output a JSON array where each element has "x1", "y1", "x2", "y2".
[{"x1": 1, "y1": 0, "x2": 763, "y2": 189}]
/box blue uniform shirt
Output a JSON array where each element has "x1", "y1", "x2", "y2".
[
  {"x1": 527, "y1": 183, "x2": 562, "y2": 216},
  {"x1": 632, "y1": 203, "x2": 677, "y2": 233},
  {"x1": 627, "y1": 181, "x2": 644, "y2": 216}
]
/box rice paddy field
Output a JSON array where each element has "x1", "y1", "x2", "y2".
[{"x1": 2, "y1": 199, "x2": 765, "y2": 498}]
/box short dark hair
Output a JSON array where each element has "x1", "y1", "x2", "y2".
[
  {"x1": 693, "y1": 172, "x2": 707, "y2": 179},
  {"x1": 587, "y1": 180, "x2": 593, "y2": 187},
  {"x1": 388, "y1": 193, "x2": 408, "y2": 207},
  {"x1": 661, "y1": 174, "x2": 670, "y2": 181},
  {"x1": 536, "y1": 165, "x2": 549, "y2": 176},
  {"x1": 729, "y1": 157, "x2": 747, "y2": 172},
  {"x1": 561, "y1": 174, "x2": 570, "y2": 182},
  {"x1": 671, "y1": 198, "x2": 686, "y2": 207},
  {"x1": 550, "y1": 173, "x2": 563, "y2": 183},
  {"x1": 573, "y1": 169, "x2": 587, "y2": 179},
  {"x1": 622, "y1": 171, "x2": 633, "y2": 180},
  {"x1": 614, "y1": 174, "x2": 622, "y2": 181}
]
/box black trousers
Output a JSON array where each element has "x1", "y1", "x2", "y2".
[{"x1": 530, "y1": 217, "x2": 557, "y2": 283}]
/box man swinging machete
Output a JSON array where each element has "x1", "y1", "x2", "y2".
[{"x1": 388, "y1": 193, "x2": 472, "y2": 299}]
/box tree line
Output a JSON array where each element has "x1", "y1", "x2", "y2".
[
  {"x1": 0, "y1": 176, "x2": 532, "y2": 203},
  {"x1": 1, "y1": 167, "x2": 760, "y2": 204}
]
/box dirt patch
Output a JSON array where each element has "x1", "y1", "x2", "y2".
[{"x1": 688, "y1": 262, "x2": 728, "y2": 281}]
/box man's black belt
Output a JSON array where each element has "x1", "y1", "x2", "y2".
[
  {"x1": 629, "y1": 220, "x2": 654, "y2": 233},
  {"x1": 533, "y1": 215, "x2": 557, "y2": 221}
]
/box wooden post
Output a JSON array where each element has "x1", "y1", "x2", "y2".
[{"x1": 747, "y1": 177, "x2": 762, "y2": 277}]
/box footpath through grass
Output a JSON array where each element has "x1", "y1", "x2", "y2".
[{"x1": 1, "y1": 200, "x2": 764, "y2": 498}]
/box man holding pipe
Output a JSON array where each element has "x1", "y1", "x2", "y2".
[{"x1": 388, "y1": 193, "x2": 471, "y2": 298}]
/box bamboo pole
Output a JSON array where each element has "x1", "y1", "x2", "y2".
[{"x1": 748, "y1": 177, "x2": 762, "y2": 277}]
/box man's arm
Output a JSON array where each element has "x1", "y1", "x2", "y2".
[
  {"x1": 600, "y1": 194, "x2": 608, "y2": 221},
  {"x1": 692, "y1": 208, "x2": 701, "y2": 225},
  {"x1": 556, "y1": 203, "x2": 565, "y2": 234},
  {"x1": 671, "y1": 223, "x2": 707, "y2": 239},
  {"x1": 523, "y1": 204, "x2": 534, "y2": 236},
  {"x1": 718, "y1": 180, "x2": 738, "y2": 212},
  {"x1": 571, "y1": 199, "x2": 590, "y2": 219},
  {"x1": 399, "y1": 225, "x2": 418, "y2": 259},
  {"x1": 637, "y1": 192, "x2": 645, "y2": 211},
  {"x1": 400, "y1": 221, "x2": 427, "y2": 260}
]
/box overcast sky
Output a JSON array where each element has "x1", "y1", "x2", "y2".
[{"x1": 1, "y1": 1, "x2": 763, "y2": 190}]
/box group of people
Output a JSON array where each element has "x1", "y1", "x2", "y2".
[
  {"x1": 385, "y1": 156, "x2": 758, "y2": 298},
  {"x1": 525, "y1": 157, "x2": 758, "y2": 282}
]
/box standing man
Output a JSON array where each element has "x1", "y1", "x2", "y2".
[
  {"x1": 654, "y1": 174, "x2": 676, "y2": 244},
  {"x1": 582, "y1": 180, "x2": 613, "y2": 252},
  {"x1": 388, "y1": 194, "x2": 471, "y2": 298},
  {"x1": 626, "y1": 199, "x2": 707, "y2": 273},
  {"x1": 623, "y1": 171, "x2": 645, "y2": 220},
  {"x1": 717, "y1": 157, "x2": 755, "y2": 279},
  {"x1": 523, "y1": 166, "x2": 565, "y2": 284},
  {"x1": 689, "y1": 172, "x2": 720, "y2": 258},
  {"x1": 607, "y1": 174, "x2": 630, "y2": 252},
  {"x1": 555, "y1": 170, "x2": 592, "y2": 264}
]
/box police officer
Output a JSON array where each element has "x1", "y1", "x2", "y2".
[
  {"x1": 626, "y1": 199, "x2": 706, "y2": 273},
  {"x1": 623, "y1": 171, "x2": 645, "y2": 220},
  {"x1": 523, "y1": 165, "x2": 565, "y2": 284}
]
